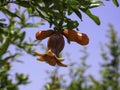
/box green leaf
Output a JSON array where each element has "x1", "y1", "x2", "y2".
[
  {"x1": 20, "y1": 10, "x2": 26, "y2": 25},
  {"x1": 73, "y1": 9, "x2": 82, "y2": 21},
  {"x1": 82, "y1": 9, "x2": 100, "y2": 25},
  {"x1": 112, "y1": 0, "x2": 119, "y2": 7},
  {"x1": 89, "y1": 75, "x2": 100, "y2": 85},
  {"x1": 90, "y1": 1, "x2": 104, "y2": 8},
  {"x1": 15, "y1": 1, "x2": 31, "y2": 8},
  {"x1": 64, "y1": 19, "x2": 79, "y2": 30},
  {"x1": 3, "y1": 53, "x2": 22, "y2": 61},
  {"x1": 19, "y1": 32, "x2": 26, "y2": 42},
  {"x1": 68, "y1": 0, "x2": 79, "y2": 9},
  {"x1": 36, "y1": 7, "x2": 49, "y2": 20},
  {"x1": 24, "y1": 23, "x2": 37, "y2": 27},
  {"x1": 0, "y1": 36, "x2": 11, "y2": 57}
]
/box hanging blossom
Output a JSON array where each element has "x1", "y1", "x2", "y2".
[{"x1": 34, "y1": 30, "x2": 89, "y2": 67}]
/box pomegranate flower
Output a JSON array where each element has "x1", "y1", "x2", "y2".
[{"x1": 34, "y1": 30, "x2": 89, "y2": 67}]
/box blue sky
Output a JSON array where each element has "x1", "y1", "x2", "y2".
[{"x1": 4, "y1": 1, "x2": 120, "y2": 90}]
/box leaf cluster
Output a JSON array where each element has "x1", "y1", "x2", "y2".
[
  {"x1": 0, "y1": 0, "x2": 104, "y2": 30},
  {"x1": 0, "y1": 2, "x2": 42, "y2": 90},
  {"x1": 0, "y1": 0, "x2": 119, "y2": 30},
  {"x1": 100, "y1": 24, "x2": 120, "y2": 90}
]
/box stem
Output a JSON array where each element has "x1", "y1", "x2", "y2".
[{"x1": 0, "y1": 36, "x2": 11, "y2": 58}]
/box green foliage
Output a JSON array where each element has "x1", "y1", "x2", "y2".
[
  {"x1": 44, "y1": 69, "x2": 63, "y2": 90},
  {"x1": 0, "y1": 2, "x2": 41, "y2": 90},
  {"x1": 0, "y1": 0, "x2": 119, "y2": 30},
  {"x1": 0, "y1": 59, "x2": 29, "y2": 90},
  {"x1": 66, "y1": 47, "x2": 90, "y2": 90},
  {"x1": 100, "y1": 24, "x2": 120, "y2": 90},
  {"x1": 112, "y1": 0, "x2": 119, "y2": 7},
  {"x1": 81, "y1": 9, "x2": 100, "y2": 25},
  {"x1": 0, "y1": 0, "x2": 104, "y2": 30}
]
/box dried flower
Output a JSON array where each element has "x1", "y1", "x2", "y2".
[
  {"x1": 34, "y1": 50, "x2": 67, "y2": 67},
  {"x1": 35, "y1": 30, "x2": 89, "y2": 67}
]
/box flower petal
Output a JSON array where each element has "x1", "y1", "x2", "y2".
[
  {"x1": 34, "y1": 51, "x2": 45, "y2": 56},
  {"x1": 34, "y1": 50, "x2": 67, "y2": 67},
  {"x1": 56, "y1": 61, "x2": 67, "y2": 67},
  {"x1": 36, "y1": 30, "x2": 54, "y2": 40},
  {"x1": 63, "y1": 30, "x2": 89, "y2": 45},
  {"x1": 37, "y1": 57, "x2": 45, "y2": 61}
]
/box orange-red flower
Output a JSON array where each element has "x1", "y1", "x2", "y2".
[
  {"x1": 34, "y1": 50, "x2": 67, "y2": 67},
  {"x1": 63, "y1": 30, "x2": 89, "y2": 45},
  {"x1": 34, "y1": 29, "x2": 89, "y2": 67}
]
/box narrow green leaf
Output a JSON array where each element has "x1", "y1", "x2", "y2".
[
  {"x1": 24, "y1": 23, "x2": 38, "y2": 27},
  {"x1": 82, "y1": 9, "x2": 100, "y2": 25},
  {"x1": 0, "y1": 36, "x2": 11, "y2": 57},
  {"x1": 73, "y1": 9, "x2": 82, "y2": 21},
  {"x1": 20, "y1": 32, "x2": 26, "y2": 42},
  {"x1": 112, "y1": 0, "x2": 119, "y2": 7},
  {"x1": 89, "y1": 75, "x2": 100, "y2": 85},
  {"x1": 36, "y1": 7, "x2": 49, "y2": 18},
  {"x1": 90, "y1": 1, "x2": 104, "y2": 8},
  {"x1": 3, "y1": 53, "x2": 22, "y2": 61},
  {"x1": 20, "y1": 10, "x2": 26, "y2": 25},
  {"x1": 36, "y1": 7, "x2": 50, "y2": 22}
]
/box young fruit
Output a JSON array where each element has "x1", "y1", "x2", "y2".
[{"x1": 47, "y1": 32, "x2": 65, "y2": 56}]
